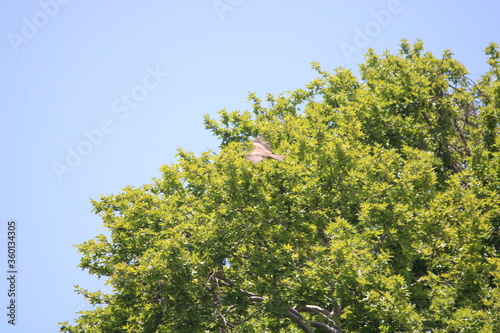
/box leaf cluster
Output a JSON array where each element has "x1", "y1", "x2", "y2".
[{"x1": 61, "y1": 40, "x2": 500, "y2": 333}]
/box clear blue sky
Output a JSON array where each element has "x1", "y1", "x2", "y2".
[{"x1": 1, "y1": 1, "x2": 499, "y2": 332}]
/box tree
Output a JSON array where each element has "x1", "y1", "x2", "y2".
[{"x1": 60, "y1": 40, "x2": 500, "y2": 332}]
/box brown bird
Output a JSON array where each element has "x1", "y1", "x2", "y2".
[{"x1": 245, "y1": 138, "x2": 285, "y2": 163}]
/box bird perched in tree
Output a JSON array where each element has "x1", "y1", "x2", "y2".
[{"x1": 245, "y1": 138, "x2": 285, "y2": 163}]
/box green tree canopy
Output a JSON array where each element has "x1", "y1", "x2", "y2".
[{"x1": 61, "y1": 40, "x2": 500, "y2": 332}]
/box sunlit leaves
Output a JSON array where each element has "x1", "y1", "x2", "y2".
[{"x1": 62, "y1": 41, "x2": 500, "y2": 333}]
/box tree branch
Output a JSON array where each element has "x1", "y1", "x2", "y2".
[
  {"x1": 212, "y1": 275, "x2": 343, "y2": 332},
  {"x1": 296, "y1": 305, "x2": 337, "y2": 324},
  {"x1": 308, "y1": 320, "x2": 339, "y2": 333},
  {"x1": 295, "y1": 305, "x2": 343, "y2": 332},
  {"x1": 451, "y1": 117, "x2": 471, "y2": 156},
  {"x1": 285, "y1": 309, "x2": 315, "y2": 333},
  {"x1": 286, "y1": 307, "x2": 341, "y2": 333}
]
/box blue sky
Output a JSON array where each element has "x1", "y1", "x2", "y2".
[{"x1": 1, "y1": 1, "x2": 499, "y2": 332}]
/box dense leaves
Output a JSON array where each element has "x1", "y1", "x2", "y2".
[{"x1": 61, "y1": 40, "x2": 500, "y2": 332}]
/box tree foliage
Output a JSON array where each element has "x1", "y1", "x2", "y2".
[{"x1": 60, "y1": 40, "x2": 500, "y2": 332}]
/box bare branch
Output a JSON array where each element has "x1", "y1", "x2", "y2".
[
  {"x1": 296, "y1": 305, "x2": 335, "y2": 323},
  {"x1": 210, "y1": 274, "x2": 343, "y2": 332},
  {"x1": 294, "y1": 305, "x2": 343, "y2": 332},
  {"x1": 324, "y1": 295, "x2": 342, "y2": 318},
  {"x1": 285, "y1": 309, "x2": 315, "y2": 333},
  {"x1": 308, "y1": 320, "x2": 339, "y2": 333},
  {"x1": 286, "y1": 307, "x2": 341, "y2": 333}
]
